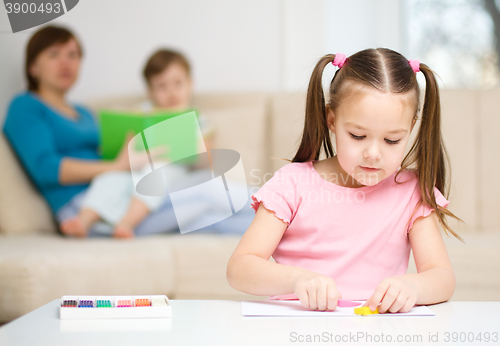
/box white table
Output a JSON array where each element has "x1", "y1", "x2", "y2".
[{"x1": 0, "y1": 300, "x2": 498, "y2": 345}]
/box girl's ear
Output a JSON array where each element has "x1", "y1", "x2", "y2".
[
  {"x1": 326, "y1": 105, "x2": 336, "y2": 133},
  {"x1": 410, "y1": 116, "x2": 417, "y2": 132}
]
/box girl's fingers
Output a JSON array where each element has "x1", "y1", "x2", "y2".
[
  {"x1": 308, "y1": 287, "x2": 318, "y2": 310},
  {"x1": 378, "y1": 286, "x2": 399, "y2": 313},
  {"x1": 400, "y1": 296, "x2": 415, "y2": 313},
  {"x1": 368, "y1": 281, "x2": 389, "y2": 311},
  {"x1": 387, "y1": 292, "x2": 407, "y2": 313},
  {"x1": 296, "y1": 289, "x2": 310, "y2": 310},
  {"x1": 326, "y1": 284, "x2": 340, "y2": 311},
  {"x1": 317, "y1": 284, "x2": 327, "y2": 311}
]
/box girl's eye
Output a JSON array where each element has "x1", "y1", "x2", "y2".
[
  {"x1": 349, "y1": 133, "x2": 365, "y2": 140},
  {"x1": 349, "y1": 133, "x2": 400, "y2": 145},
  {"x1": 385, "y1": 139, "x2": 400, "y2": 145}
]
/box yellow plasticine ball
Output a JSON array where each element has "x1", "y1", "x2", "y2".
[{"x1": 354, "y1": 306, "x2": 379, "y2": 315}]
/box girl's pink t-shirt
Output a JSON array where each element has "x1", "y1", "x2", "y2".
[{"x1": 250, "y1": 161, "x2": 449, "y2": 301}]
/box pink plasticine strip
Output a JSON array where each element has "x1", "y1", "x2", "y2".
[
  {"x1": 338, "y1": 300, "x2": 363, "y2": 308},
  {"x1": 266, "y1": 293, "x2": 362, "y2": 307}
]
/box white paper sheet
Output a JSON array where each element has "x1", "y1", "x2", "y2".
[{"x1": 241, "y1": 300, "x2": 436, "y2": 317}]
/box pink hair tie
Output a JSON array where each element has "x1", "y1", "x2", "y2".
[
  {"x1": 408, "y1": 59, "x2": 420, "y2": 73},
  {"x1": 332, "y1": 53, "x2": 346, "y2": 69}
]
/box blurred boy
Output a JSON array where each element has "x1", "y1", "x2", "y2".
[{"x1": 143, "y1": 49, "x2": 214, "y2": 169}]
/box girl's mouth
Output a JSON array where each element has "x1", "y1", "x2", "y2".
[{"x1": 360, "y1": 166, "x2": 380, "y2": 172}]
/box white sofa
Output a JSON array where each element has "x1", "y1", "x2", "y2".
[{"x1": 0, "y1": 90, "x2": 499, "y2": 323}]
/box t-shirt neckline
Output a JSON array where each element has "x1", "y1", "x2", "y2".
[
  {"x1": 308, "y1": 160, "x2": 394, "y2": 192},
  {"x1": 28, "y1": 91, "x2": 82, "y2": 123}
]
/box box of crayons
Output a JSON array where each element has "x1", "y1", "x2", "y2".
[{"x1": 60, "y1": 295, "x2": 171, "y2": 319}]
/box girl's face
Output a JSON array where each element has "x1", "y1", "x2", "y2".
[
  {"x1": 29, "y1": 38, "x2": 81, "y2": 93},
  {"x1": 148, "y1": 62, "x2": 192, "y2": 110},
  {"x1": 327, "y1": 87, "x2": 417, "y2": 187}
]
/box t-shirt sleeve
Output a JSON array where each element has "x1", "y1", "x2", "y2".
[
  {"x1": 250, "y1": 167, "x2": 297, "y2": 225},
  {"x1": 406, "y1": 185, "x2": 449, "y2": 233}
]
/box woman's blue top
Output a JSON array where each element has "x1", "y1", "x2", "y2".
[{"x1": 3, "y1": 92, "x2": 101, "y2": 214}]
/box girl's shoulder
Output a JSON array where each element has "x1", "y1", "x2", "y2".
[
  {"x1": 271, "y1": 161, "x2": 312, "y2": 178},
  {"x1": 394, "y1": 168, "x2": 418, "y2": 183},
  {"x1": 393, "y1": 167, "x2": 448, "y2": 202},
  {"x1": 277, "y1": 160, "x2": 311, "y2": 172},
  {"x1": 261, "y1": 161, "x2": 313, "y2": 189},
  {"x1": 387, "y1": 168, "x2": 425, "y2": 198}
]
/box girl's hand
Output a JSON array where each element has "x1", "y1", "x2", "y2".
[
  {"x1": 292, "y1": 272, "x2": 342, "y2": 311},
  {"x1": 364, "y1": 276, "x2": 418, "y2": 313}
]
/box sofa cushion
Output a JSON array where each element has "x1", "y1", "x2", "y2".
[
  {"x1": 193, "y1": 92, "x2": 269, "y2": 111},
  {"x1": 0, "y1": 234, "x2": 176, "y2": 322},
  {"x1": 204, "y1": 102, "x2": 271, "y2": 191},
  {"x1": 0, "y1": 133, "x2": 56, "y2": 235}
]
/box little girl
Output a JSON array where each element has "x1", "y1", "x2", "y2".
[{"x1": 227, "y1": 48, "x2": 463, "y2": 314}]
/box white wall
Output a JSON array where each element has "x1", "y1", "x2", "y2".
[
  {"x1": 285, "y1": 0, "x2": 404, "y2": 93},
  {"x1": 0, "y1": 0, "x2": 403, "y2": 122}
]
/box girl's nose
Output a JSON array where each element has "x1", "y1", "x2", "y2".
[{"x1": 363, "y1": 142, "x2": 382, "y2": 160}]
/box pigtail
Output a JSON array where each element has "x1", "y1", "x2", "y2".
[
  {"x1": 403, "y1": 63, "x2": 464, "y2": 242},
  {"x1": 292, "y1": 54, "x2": 336, "y2": 162}
]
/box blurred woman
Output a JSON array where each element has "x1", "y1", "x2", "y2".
[{"x1": 3, "y1": 25, "x2": 161, "y2": 238}]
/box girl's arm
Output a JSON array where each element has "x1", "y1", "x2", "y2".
[
  {"x1": 227, "y1": 204, "x2": 298, "y2": 295},
  {"x1": 406, "y1": 210, "x2": 456, "y2": 302},
  {"x1": 227, "y1": 204, "x2": 341, "y2": 310},
  {"x1": 365, "y1": 210, "x2": 455, "y2": 313}
]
